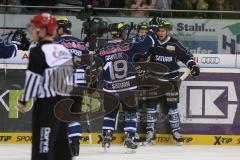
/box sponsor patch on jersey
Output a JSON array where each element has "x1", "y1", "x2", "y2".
[
  {"x1": 42, "y1": 44, "x2": 72, "y2": 67},
  {"x1": 166, "y1": 45, "x2": 175, "y2": 51}
]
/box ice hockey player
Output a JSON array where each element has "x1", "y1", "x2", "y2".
[
  {"x1": 97, "y1": 22, "x2": 154, "y2": 153},
  {"x1": 132, "y1": 21, "x2": 154, "y2": 144},
  {"x1": 0, "y1": 29, "x2": 30, "y2": 58},
  {"x1": 55, "y1": 16, "x2": 89, "y2": 158},
  {"x1": 17, "y1": 13, "x2": 72, "y2": 160},
  {"x1": 135, "y1": 20, "x2": 159, "y2": 144},
  {"x1": 146, "y1": 17, "x2": 200, "y2": 145}
]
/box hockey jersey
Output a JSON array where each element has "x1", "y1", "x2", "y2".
[
  {"x1": 21, "y1": 40, "x2": 73, "y2": 103},
  {"x1": 150, "y1": 36, "x2": 195, "y2": 80},
  {"x1": 97, "y1": 35, "x2": 154, "y2": 93},
  {"x1": 54, "y1": 35, "x2": 89, "y2": 85},
  {"x1": 0, "y1": 39, "x2": 17, "y2": 58}
]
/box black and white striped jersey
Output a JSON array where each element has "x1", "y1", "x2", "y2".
[{"x1": 21, "y1": 40, "x2": 74, "y2": 103}]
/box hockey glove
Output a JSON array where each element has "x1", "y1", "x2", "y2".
[
  {"x1": 11, "y1": 29, "x2": 30, "y2": 50},
  {"x1": 190, "y1": 65, "x2": 200, "y2": 77}
]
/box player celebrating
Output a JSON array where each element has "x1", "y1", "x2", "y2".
[
  {"x1": 132, "y1": 21, "x2": 155, "y2": 143},
  {"x1": 97, "y1": 22, "x2": 154, "y2": 152},
  {"x1": 55, "y1": 16, "x2": 89, "y2": 158},
  {"x1": 146, "y1": 18, "x2": 200, "y2": 145},
  {"x1": 0, "y1": 29, "x2": 30, "y2": 58}
]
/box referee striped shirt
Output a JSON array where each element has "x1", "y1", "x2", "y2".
[{"x1": 21, "y1": 40, "x2": 74, "y2": 103}]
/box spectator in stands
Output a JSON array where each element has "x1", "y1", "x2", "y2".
[
  {"x1": 208, "y1": 0, "x2": 234, "y2": 19},
  {"x1": 148, "y1": 0, "x2": 172, "y2": 10},
  {"x1": 0, "y1": 0, "x2": 22, "y2": 14},
  {"x1": 20, "y1": 0, "x2": 58, "y2": 13},
  {"x1": 92, "y1": 0, "x2": 110, "y2": 7},
  {"x1": 7, "y1": 0, "x2": 22, "y2": 14},
  {"x1": 0, "y1": 0, "x2": 5, "y2": 13},
  {"x1": 131, "y1": 0, "x2": 148, "y2": 17},
  {"x1": 182, "y1": 0, "x2": 209, "y2": 18},
  {"x1": 235, "y1": 0, "x2": 240, "y2": 18},
  {"x1": 109, "y1": 0, "x2": 125, "y2": 8},
  {"x1": 148, "y1": 0, "x2": 173, "y2": 17},
  {"x1": 172, "y1": 0, "x2": 185, "y2": 17},
  {"x1": 21, "y1": 0, "x2": 57, "y2": 6}
]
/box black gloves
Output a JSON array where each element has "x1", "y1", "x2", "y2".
[
  {"x1": 187, "y1": 60, "x2": 200, "y2": 77},
  {"x1": 11, "y1": 29, "x2": 30, "y2": 51},
  {"x1": 190, "y1": 65, "x2": 200, "y2": 77}
]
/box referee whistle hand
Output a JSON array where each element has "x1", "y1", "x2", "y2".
[
  {"x1": 17, "y1": 95, "x2": 26, "y2": 113},
  {"x1": 17, "y1": 103, "x2": 26, "y2": 113}
]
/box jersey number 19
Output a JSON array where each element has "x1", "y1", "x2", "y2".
[{"x1": 103, "y1": 60, "x2": 128, "y2": 80}]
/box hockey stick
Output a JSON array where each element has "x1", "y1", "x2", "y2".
[
  {"x1": 86, "y1": 102, "x2": 93, "y2": 144},
  {"x1": 114, "y1": 110, "x2": 119, "y2": 131},
  {"x1": 85, "y1": 54, "x2": 95, "y2": 145},
  {"x1": 179, "y1": 68, "x2": 190, "y2": 81},
  {"x1": 83, "y1": 89, "x2": 93, "y2": 144}
]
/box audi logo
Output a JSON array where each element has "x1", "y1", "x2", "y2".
[{"x1": 201, "y1": 57, "x2": 220, "y2": 64}]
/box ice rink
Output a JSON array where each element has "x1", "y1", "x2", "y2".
[{"x1": 0, "y1": 144, "x2": 240, "y2": 160}]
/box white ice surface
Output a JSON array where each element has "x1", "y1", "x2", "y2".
[{"x1": 0, "y1": 144, "x2": 240, "y2": 160}]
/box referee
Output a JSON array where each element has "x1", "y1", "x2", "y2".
[{"x1": 17, "y1": 13, "x2": 72, "y2": 160}]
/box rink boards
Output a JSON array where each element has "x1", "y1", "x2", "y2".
[
  {"x1": 0, "y1": 133, "x2": 239, "y2": 146},
  {"x1": 1, "y1": 66, "x2": 240, "y2": 145}
]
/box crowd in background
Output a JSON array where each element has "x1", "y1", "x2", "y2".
[{"x1": 0, "y1": 0, "x2": 239, "y2": 19}]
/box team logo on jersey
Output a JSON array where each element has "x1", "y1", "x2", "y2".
[
  {"x1": 99, "y1": 43, "x2": 132, "y2": 56},
  {"x1": 59, "y1": 40, "x2": 86, "y2": 50},
  {"x1": 53, "y1": 46, "x2": 70, "y2": 58},
  {"x1": 166, "y1": 45, "x2": 175, "y2": 51}
]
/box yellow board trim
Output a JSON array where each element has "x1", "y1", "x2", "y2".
[{"x1": 1, "y1": 133, "x2": 240, "y2": 145}]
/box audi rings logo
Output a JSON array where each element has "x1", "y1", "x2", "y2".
[{"x1": 201, "y1": 57, "x2": 220, "y2": 64}]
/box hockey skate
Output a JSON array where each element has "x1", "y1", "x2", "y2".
[
  {"x1": 145, "y1": 128, "x2": 155, "y2": 145},
  {"x1": 70, "y1": 139, "x2": 80, "y2": 158},
  {"x1": 134, "y1": 133, "x2": 145, "y2": 146},
  {"x1": 173, "y1": 131, "x2": 184, "y2": 146},
  {"x1": 124, "y1": 133, "x2": 138, "y2": 154},
  {"x1": 101, "y1": 130, "x2": 112, "y2": 152}
]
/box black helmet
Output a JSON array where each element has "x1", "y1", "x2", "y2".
[
  {"x1": 149, "y1": 17, "x2": 159, "y2": 30},
  {"x1": 109, "y1": 22, "x2": 129, "y2": 39},
  {"x1": 156, "y1": 18, "x2": 172, "y2": 31},
  {"x1": 137, "y1": 21, "x2": 149, "y2": 32},
  {"x1": 56, "y1": 16, "x2": 72, "y2": 31}
]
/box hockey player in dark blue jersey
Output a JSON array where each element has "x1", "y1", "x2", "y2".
[
  {"x1": 132, "y1": 21, "x2": 155, "y2": 143},
  {"x1": 55, "y1": 17, "x2": 89, "y2": 157},
  {"x1": 146, "y1": 18, "x2": 200, "y2": 145},
  {"x1": 98, "y1": 22, "x2": 154, "y2": 152},
  {"x1": 0, "y1": 29, "x2": 30, "y2": 58},
  {"x1": 0, "y1": 39, "x2": 18, "y2": 58}
]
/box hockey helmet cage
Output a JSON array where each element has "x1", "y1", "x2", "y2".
[
  {"x1": 56, "y1": 16, "x2": 72, "y2": 30},
  {"x1": 109, "y1": 22, "x2": 127, "y2": 38},
  {"x1": 30, "y1": 13, "x2": 58, "y2": 35},
  {"x1": 149, "y1": 17, "x2": 159, "y2": 29},
  {"x1": 156, "y1": 18, "x2": 172, "y2": 31},
  {"x1": 137, "y1": 21, "x2": 149, "y2": 31}
]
